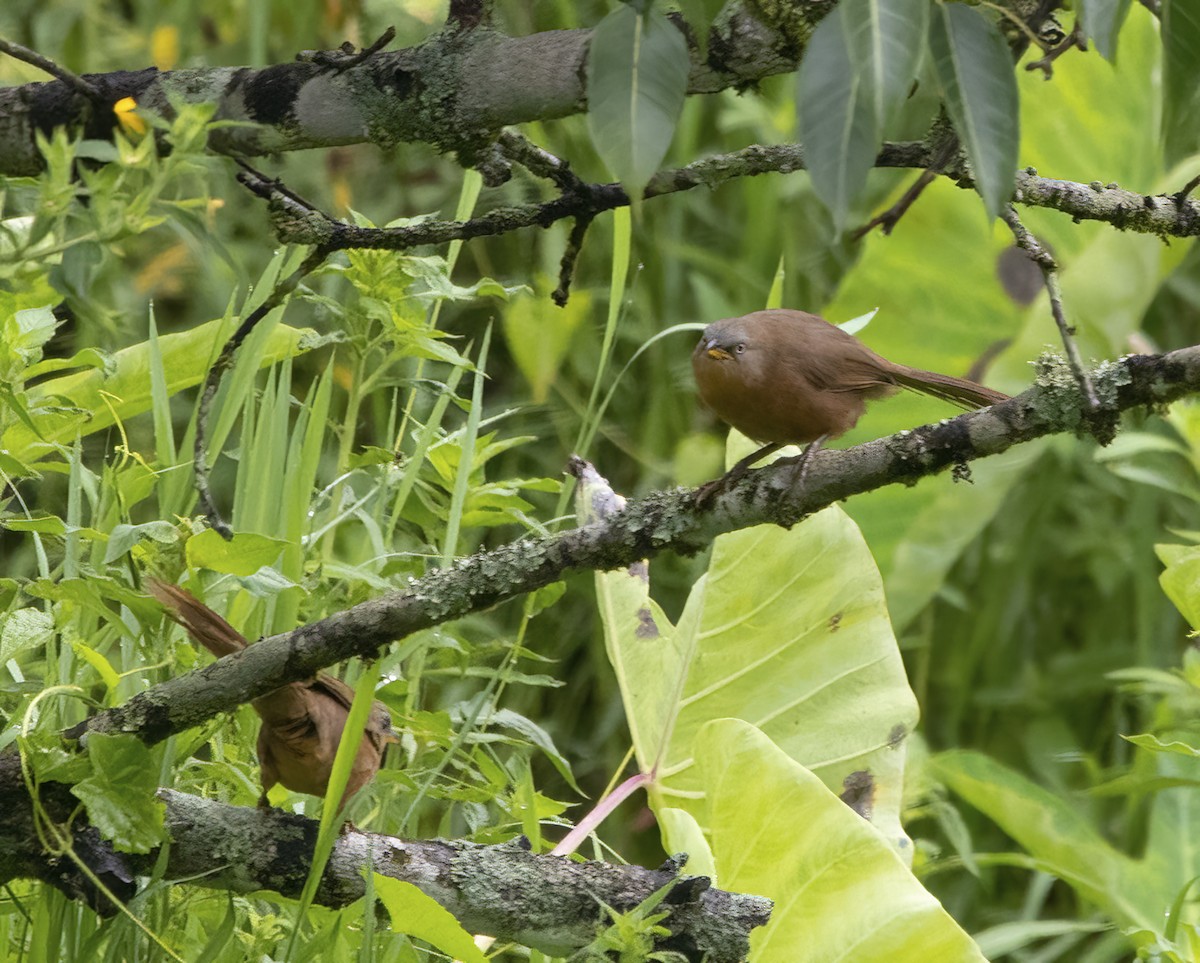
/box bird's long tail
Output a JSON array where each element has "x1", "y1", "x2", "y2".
[
  {"x1": 147, "y1": 579, "x2": 247, "y2": 658},
  {"x1": 890, "y1": 365, "x2": 1009, "y2": 409}
]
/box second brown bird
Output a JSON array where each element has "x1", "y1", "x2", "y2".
[
  {"x1": 148, "y1": 581, "x2": 396, "y2": 810},
  {"x1": 692, "y1": 309, "x2": 1009, "y2": 489}
]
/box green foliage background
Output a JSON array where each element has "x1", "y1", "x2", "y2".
[{"x1": 3, "y1": 0, "x2": 1200, "y2": 960}]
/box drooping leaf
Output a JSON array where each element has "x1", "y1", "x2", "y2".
[
  {"x1": 0, "y1": 318, "x2": 317, "y2": 464},
  {"x1": 1079, "y1": 0, "x2": 1134, "y2": 60},
  {"x1": 1163, "y1": 0, "x2": 1200, "y2": 165},
  {"x1": 586, "y1": 3, "x2": 691, "y2": 201},
  {"x1": 797, "y1": 0, "x2": 929, "y2": 230},
  {"x1": 929, "y1": 3, "x2": 1019, "y2": 219}
]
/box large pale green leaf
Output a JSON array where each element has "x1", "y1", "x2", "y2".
[
  {"x1": 797, "y1": 0, "x2": 929, "y2": 231},
  {"x1": 1163, "y1": 0, "x2": 1200, "y2": 165},
  {"x1": 581, "y1": 461, "x2": 919, "y2": 852},
  {"x1": 929, "y1": 3, "x2": 1019, "y2": 219},
  {"x1": 185, "y1": 529, "x2": 288, "y2": 575},
  {"x1": 703, "y1": 720, "x2": 985, "y2": 963},
  {"x1": 0, "y1": 316, "x2": 316, "y2": 463},
  {"x1": 586, "y1": 3, "x2": 690, "y2": 201}
]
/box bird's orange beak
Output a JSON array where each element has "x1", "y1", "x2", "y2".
[{"x1": 705, "y1": 344, "x2": 733, "y2": 361}]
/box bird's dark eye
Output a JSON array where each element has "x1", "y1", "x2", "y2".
[{"x1": 735, "y1": 343, "x2": 745, "y2": 354}]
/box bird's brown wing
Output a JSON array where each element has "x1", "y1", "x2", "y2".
[{"x1": 781, "y1": 329, "x2": 898, "y2": 399}]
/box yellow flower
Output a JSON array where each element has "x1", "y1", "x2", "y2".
[{"x1": 113, "y1": 97, "x2": 146, "y2": 136}]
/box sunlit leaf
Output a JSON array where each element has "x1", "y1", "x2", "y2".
[
  {"x1": 703, "y1": 720, "x2": 985, "y2": 963},
  {"x1": 374, "y1": 875, "x2": 488, "y2": 963},
  {"x1": 186, "y1": 529, "x2": 287, "y2": 576}
]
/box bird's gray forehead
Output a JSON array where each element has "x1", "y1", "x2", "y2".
[{"x1": 701, "y1": 319, "x2": 744, "y2": 342}]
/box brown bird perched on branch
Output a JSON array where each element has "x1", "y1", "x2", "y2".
[
  {"x1": 692, "y1": 309, "x2": 1009, "y2": 497},
  {"x1": 147, "y1": 580, "x2": 397, "y2": 811}
]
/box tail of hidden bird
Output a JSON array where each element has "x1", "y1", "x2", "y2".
[
  {"x1": 146, "y1": 577, "x2": 398, "y2": 811},
  {"x1": 147, "y1": 579, "x2": 247, "y2": 658}
]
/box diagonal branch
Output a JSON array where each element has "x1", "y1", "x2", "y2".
[{"x1": 69, "y1": 345, "x2": 1200, "y2": 747}]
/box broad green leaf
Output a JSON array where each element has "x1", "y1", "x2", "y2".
[
  {"x1": 1163, "y1": 0, "x2": 1200, "y2": 165},
  {"x1": 70, "y1": 733, "x2": 166, "y2": 853},
  {"x1": 929, "y1": 3, "x2": 1019, "y2": 219},
  {"x1": 24, "y1": 576, "x2": 151, "y2": 639},
  {"x1": 582, "y1": 461, "x2": 919, "y2": 852},
  {"x1": 0, "y1": 607, "x2": 54, "y2": 664},
  {"x1": 586, "y1": 3, "x2": 690, "y2": 201},
  {"x1": 934, "y1": 749, "x2": 1168, "y2": 930},
  {"x1": 656, "y1": 808, "x2": 715, "y2": 881},
  {"x1": 1079, "y1": 0, "x2": 1133, "y2": 60},
  {"x1": 103, "y1": 520, "x2": 177, "y2": 564},
  {"x1": 502, "y1": 281, "x2": 591, "y2": 403},
  {"x1": 1158, "y1": 542, "x2": 1200, "y2": 631},
  {"x1": 186, "y1": 529, "x2": 287, "y2": 576},
  {"x1": 0, "y1": 318, "x2": 317, "y2": 464},
  {"x1": 374, "y1": 875, "x2": 488, "y2": 963},
  {"x1": 798, "y1": 0, "x2": 930, "y2": 230},
  {"x1": 23, "y1": 346, "x2": 113, "y2": 380},
  {"x1": 703, "y1": 720, "x2": 985, "y2": 963},
  {"x1": 2, "y1": 304, "x2": 58, "y2": 371}
]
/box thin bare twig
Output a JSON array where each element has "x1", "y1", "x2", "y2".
[
  {"x1": 1175, "y1": 173, "x2": 1200, "y2": 207},
  {"x1": 552, "y1": 214, "x2": 594, "y2": 306},
  {"x1": 1001, "y1": 206, "x2": 1100, "y2": 413},
  {"x1": 299, "y1": 27, "x2": 396, "y2": 71},
  {"x1": 853, "y1": 133, "x2": 960, "y2": 240},
  {"x1": 852, "y1": 169, "x2": 938, "y2": 240},
  {"x1": 497, "y1": 130, "x2": 585, "y2": 193},
  {"x1": 0, "y1": 36, "x2": 101, "y2": 101}
]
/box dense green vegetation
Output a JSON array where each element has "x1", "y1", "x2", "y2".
[{"x1": 3, "y1": 0, "x2": 1200, "y2": 960}]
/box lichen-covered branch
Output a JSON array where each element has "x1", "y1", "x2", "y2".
[
  {"x1": 69, "y1": 346, "x2": 1200, "y2": 748},
  {"x1": 0, "y1": 752, "x2": 770, "y2": 961},
  {"x1": 154, "y1": 791, "x2": 768, "y2": 961},
  {"x1": 0, "y1": 3, "x2": 810, "y2": 177},
  {"x1": 243, "y1": 138, "x2": 1200, "y2": 256}
]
